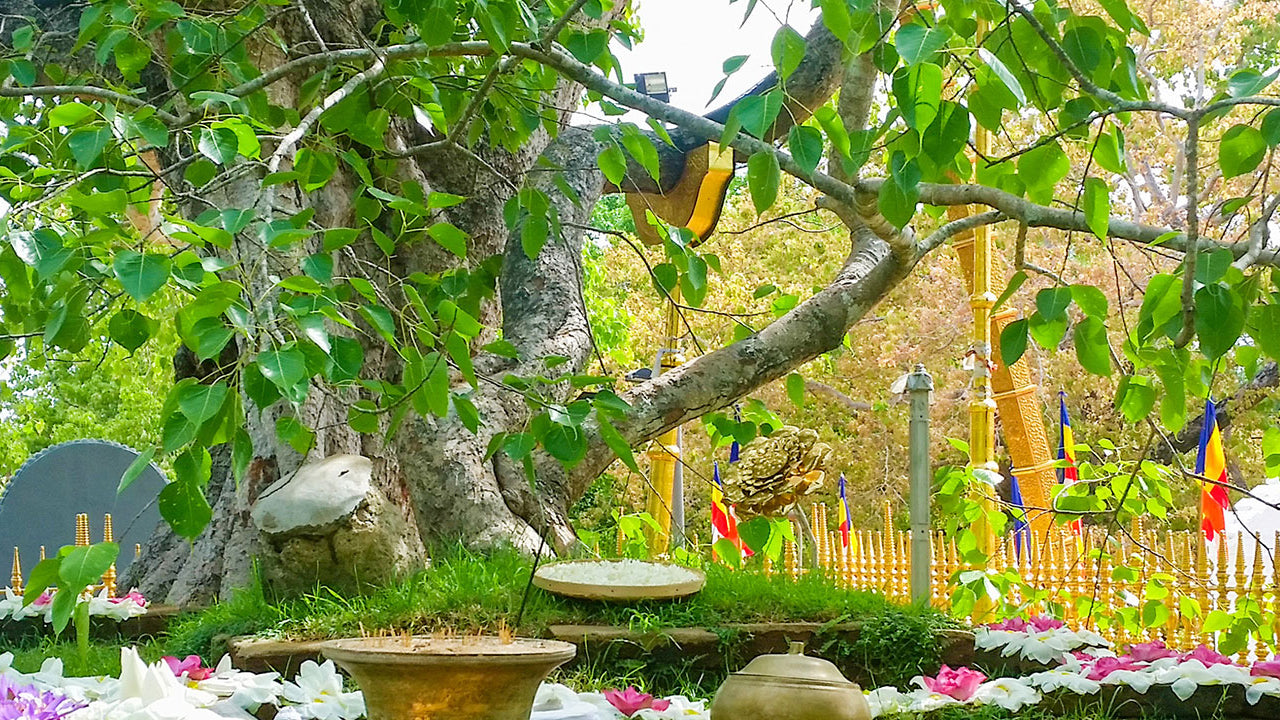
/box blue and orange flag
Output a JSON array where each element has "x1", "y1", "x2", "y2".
[
  {"x1": 838, "y1": 474, "x2": 852, "y2": 549},
  {"x1": 1058, "y1": 393, "x2": 1082, "y2": 536},
  {"x1": 1009, "y1": 474, "x2": 1031, "y2": 560},
  {"x1": 1195, "y1": 398, "x2": 1232, "y2": 541}
]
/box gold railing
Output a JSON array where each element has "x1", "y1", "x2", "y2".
[{"x1": 767, "y1": 502, "x2": 1280, "y2": 659}]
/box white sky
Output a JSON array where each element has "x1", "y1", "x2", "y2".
[{"x1": 598, "y1": 0, "x2": 822, "y2": 123}]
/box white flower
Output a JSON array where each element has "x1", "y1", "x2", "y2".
[
  {"x1": 1151, "y1": 659, "x2": 1251, "y2": 701},
  {"x1": 901, "y1": 688, "x2": 962, "y2": 713},
  {"x1": 195, "y1": 655, "x2": 282, "y2": 709},
  {"x1": 635, "y1": 695, "x2": 709, "y2": 719},
  {"x1": 1098, "y1": 669, "x2": 1155, "y2": 693},
  {"x1": 281, "y1": 660, "x2": 364, "y2": 720},
  {"x1": 1027, "y1": 669, "x2": 1102, "y2": 695},
  {"x1": 864, "y1": 686, "x2": 910, "y2": 718},
  {"x1": 1245, "y1": 676, "x2": 1280, "y2": 705},
  {"x1": 972, "y1": 677, "x2": 1042, "y2": 712}
]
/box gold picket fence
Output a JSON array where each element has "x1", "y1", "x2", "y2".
[{"x1": 766, "y1": 502, "x2": 1280, "y2": 659}]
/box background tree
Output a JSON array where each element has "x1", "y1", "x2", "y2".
[{"x1": 1, "y1": 0, "x2": 1279, "y2": 604}]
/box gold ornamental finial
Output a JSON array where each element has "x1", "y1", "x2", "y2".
[
  {"x1": 135, "y1": 543, "x2": 141, "y2": 560},
  {"x1": 101, "y1": 514, "x2": 117, "y2": 597},
  {"x1": 10, "y1": 548, "x2": 22, "y2": 595},
  {"x1": 75, "y1": 513, "x2": 91, "y2": 547},
  {"x1": 39, "y1": 546, "x2": 46, "y2": 562}
]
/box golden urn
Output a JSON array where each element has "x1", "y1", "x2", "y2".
[{"x1": 711, "y1": 642, "x2": 871, "y2": 720}]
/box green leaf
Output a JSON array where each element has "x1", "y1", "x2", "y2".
[
  {"x1": 1071, "y1": 285, "x2": 1109, "y2": 318},
  {"x1": 178, "y1": 382, "x2": 228, "y2": 426},
  {"x1": 599, "y1": 418, "x2": 639, "y2": 473},
  {"x1": 108, "y1": 309, "x2": 154, "y2": 352},
  {"x1": 746, "y1": 152, "x2": 780, "y2": 213},
  {"x1": 1227, "y1": 68, "x2": 1277, "y2": 97},
  {"x1": 993, "y1": 271, "x2": 1028, "y2": 312},
  {"x1": 48, "y1": 102, "x2": 97, "y2": 128},
  {"x1": 113, "y1": 34, "x2": 151, "y2": 79},
  {"x1": 770, "y1": 25, "x2": 806, "y2": 80},
  {"x1": 977, "y1": 48, "x2": 1026, "y2": 106},
  {"x1": 1118, "y1": 377, "x2": 1156, "y2": 423},
  {"x1": 999, "y1": 318, "x2": 1030, "y2": 365},
  {"x1": 1251, "y1": 304, "x2": 1280, "y2": 360},
  {"x1": 159, "y1": 479, "x2": 211, "y2": 540},
  {"x1": 1029, "y1": 312, "x2": 1068, "y2": 350},
  {"x1": 424, "y1": 222, "x2": 467, "y2": 259},
  {"x1": 232, "y1": 429, "x2": 253, "y2": 486},
  {"x1": 1262, "y1": 108, "x2": 1280, "y2": 147},
  {"x1": 1082, "y1": 177, "x2": 1111, "y2": 240},
  {"x1": 117, "y1": 447, "x2": 156, "y2": 494},
  {"x1": 59, "y1": 542, "x2": 119, "y2": 589},
  {"x1": 1219, "y1": 124, "x2": 1267, "y2": 178},
  {"x1": 1195, "y1": 284, "x2": 1245, "y2": 359},
  {"x1": 113, "y1": 251, "x2": 171, "y2": 302},
  {"x1": 276, "y1": 416, "x2": 315, "y2": 454},
  {"x1": 67, "y1": 126, "x2": 111, "y2": 168},
  {"x1": 1194, "y1": 249, "x2": 1234, "y2": 284},
  {"x1": 360, "y1": 304, "x2": 398, "y2": 343},
  {"x1": 787, "y1": 126, "x2": 823, "y2": 176},
  {"x1": 597, "y1": 144, "x2": 626, "y2": 186},
  {"x1": 879, "y1": 151, "x2": 921, "y2": 228},
  {"x1": 51, "y1": 588, "x2": 76, "y2": 634},
  {"x1": 785, "y1": 373, "x2": 805, "y2": 407},
  {"x1": 620, "y1": 126, "x2": 661, "y2": 183},
  {"x1": 1074, "y1": 316, "x2": 1112, "y2": 376},
  {"x1": 257, "y1": 347, "x2": 307, "y2": 392},
  {"x1": 896, "y1": 23, "x2": 950, "y2": 65},
  {"x1": 22, "y1": 558, "x2": 61, "y2": 607},
  {"x1": 892, "y1": 62, "x2": 943, "y2": 130},
  {"x1": 1036, "y1": 287, "x2": 1074, "y2": 321},
  {"x1": 197, "y1": 127, "x2": 239, "y2": 165}
]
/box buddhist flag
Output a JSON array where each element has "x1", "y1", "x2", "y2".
[
  {"x1": 1058, "y1": 393, "x2": 1082, "y2": 536},
  {"x1": 1009, "y1": 474, "x2": 1031, "y2": 560},
  {"x1": 838, "y1": 474, "x2": 852, "y2": 550},
  {"x1": 1195, "y1": 398, "x2": 1232, "y2": 541},
  {"x1": 711, "y1": 462, "x2": 751, "y2": 560}
]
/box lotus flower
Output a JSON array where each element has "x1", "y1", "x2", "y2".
[
  {"x1": 162, "y1": 656, "x2": 214, "y2": 682},
  {"x1": 985, "y1": 618, "x2": 1031, "y2": 632},
  {"x1": 0, "y1": 676, "x2": 85, "y2": 719},
  {"x1": 1252, "y1": 660, "x2": 1280, "y2": 679},
  {"x1": 603, "y1": 687, "x2": 670, "y2": 716},
  {"x1": 1182, "y1": 645, "x2": 1234, "y2": 666},
  {"x1": 1086, "y1": 656, "x2": 1144, "y2": 681},
  {"x1": 1027, "y1": 616, "x2": 1065, "y2": 632},
  {"x1": 109, "y1": 590, "x2": 147, "y2": 607},
  {"x1": 920, "y1": 665, "x2": 986, "y2": 701},
  {"x1": 1126, "y1": 641, "x2": 1179, "y2": 662}
]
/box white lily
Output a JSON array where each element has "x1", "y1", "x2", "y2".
[
  {"x1": 1152, "y1": 659, "x2": 1252, "y2": 701},
  {"x1": 280, "y1": 660, "x2": 364, "y2": 720},
  {"x1": 1245, "y1": 676, "x2": 1280, "y2": 705},
  {"x1": 530, "y1": 683, "x2": 606, "y2": 720},
  {"x1": 901, "y1": 688, "x2": 962, "y2": 712},
  {"x1": 864, "y1": 686, "x2": 910, "y2": 718},
  {"x1": 634, "y1": 695, "x2": 709, "y2": 719}
]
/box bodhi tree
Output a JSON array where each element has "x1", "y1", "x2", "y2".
[{"x1": 1, "y1": 0, "x2": 1279, "y2": 603}]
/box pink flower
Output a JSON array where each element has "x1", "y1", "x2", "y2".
[
  {"x1": 1126, "y1": 641, "x2": 1179, "y2": 662},
  {"x1": 161, "y1": 655, "x2": 214, "y2": 681},
  {"x1": 1027, "y1": 615, "x2": 1065, "y2": 632},
  {"x1": 921, "y1": 665, "x2": 987, "y2": 701},
  {"x1": 985, "y1": 618, "x2": 1031, "y2": 632},
  {"x1": 603, "y1": 687, "x2": 670, "y2": 717},
  {"x1": 1250, "y1": 660, "x2": 1280, "y2": 679},
  {"x1": 31, "y1": 591, "x2": 53, "y2": 608},
  {"x1": 1182, "y1": 645, "x2": 1234, "y2": 666},
  {"x1": 109, "y1": 590, "x2": 147, "y2": 607},
  {"x1": 1086, "y1": 656, "x2": 1144, "y2": 681}
]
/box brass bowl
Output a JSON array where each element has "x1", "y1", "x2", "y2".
[
  {"x1": 532, "y1": 559, "x2": 706, "y2": 602},
  {"x1": 711, "y1": 642, "x2": 870, "y2": 720},
  {"x1": 323, "y1": 636, "x2": 576, "y2": 720}
]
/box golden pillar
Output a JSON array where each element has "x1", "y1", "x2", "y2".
[
  {"x1": 644, "y1": 289, "x2": 685, "y2": 555},
  {"x1": 10, "y1": 548, "x2": 22, "y2": 595}
]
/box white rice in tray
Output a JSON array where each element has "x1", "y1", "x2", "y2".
[{"x1": 538, "y1": 559, "x2": 700, "y2": 586}]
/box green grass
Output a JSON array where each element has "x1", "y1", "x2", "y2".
[
  {"x1": 169, "y1": 546, "x2": 955, "y2": 653},
  {"x1": 3, "y1": 637, "x2": 167, "y2": 677}
]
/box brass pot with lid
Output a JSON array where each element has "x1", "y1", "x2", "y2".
[{"x1": 710, "y1": 642, "x2": 870, "y2": 720}]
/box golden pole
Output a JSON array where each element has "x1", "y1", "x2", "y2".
[
  {"x1": 101, "y1": 514, "x2": 117, "y2": 597},
  {"x1": 644, "y1": 286, "x2": 684, "y2": 555},
  {"x1": 967, "y1": 22, "x2": 999, "y2": 622},
  {"x1": 75, "y1": 513, "x2": 91, "y2": 547},
  {"x1": 10, "y1": 548, "x2": 22, "y2": 595}
]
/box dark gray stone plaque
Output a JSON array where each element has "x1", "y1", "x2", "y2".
[{"x1": 0, "y1": 439, "x2": 166, "y2": 581}]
